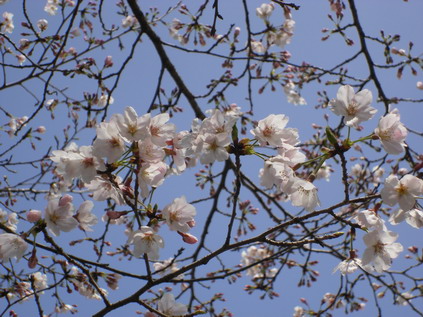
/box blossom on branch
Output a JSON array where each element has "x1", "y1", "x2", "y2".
[
  {"x1": 0, "y1": 233, "x2": 28, "y2": 262},
  {"x1": 330, "y1": 85, "x2": 376, "y2": 128},
  {"x1": 127, "y1": 226, "x2": 164, "y2": 260},
  {"x1": 361, "y1": 229, "x2": 403, "y2": 273},
  {"x1": 374, "y1": 108, "x2": 407, "y2": 154},
  {"x1": 162, "y1": 196, "x2": 196, "y2": 233}
]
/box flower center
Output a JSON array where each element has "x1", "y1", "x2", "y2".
[
  {"x1": 347, "y1": 100, "x2": 358, "y2": 116},
  {"x1": 263, "y1": 126, "x2": 273, "y2": 137}
]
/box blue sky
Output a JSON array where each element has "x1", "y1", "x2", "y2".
[{"x1": 0, "y1": 0, "x2": 422, "y2": 316}]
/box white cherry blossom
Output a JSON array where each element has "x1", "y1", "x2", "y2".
[
  {"x1": 330, "y1": 85, "x2": 376, "y2": 128},
  {"x1": 114, "y1": 106, "x2": 149, "y2": 142},
  {"x1": 2, "y1": 12, "x2": 14, "y2": 33},
  {"x1": 287, "y1": 178, "x2": 320, "y2": 212},
  {"x1": 251, "y1": 114, "x2": 298, "y2": 147},
  {"x1": 0, "y1": 233, "x2": 28, "y2": 262},
  {"x1": 389, "y1": 208, "x2": 423, "y2": 229},
  {"x1": 146, "y1": 113, "x2": 176, "y2": 146},
  {"x1": 85, "y1": 175, "x2": 126, "y2": 205},
  {"x1": 381, "y1": 174, "x2": 423, "y2": 211},
  {"x1": 75, "y1": 201, "x2": 98, "y2": 232},
  {"x1": 352, "y1": 209, "x2": 386, "y2": 230},
  {"x1": 158, "y1": 293, "x2": 188, "y2": 316},
  {"x1": 333, "y1": 257, "x2": 362, "y2": 275},
  {"x1": 374, "y1": 108, "x2": 407, "y2": 154},
  {"x1": 31, "y1": 272, "x2": 48, "y2": 291},
  {"x1": 199, "y1": 133, "x2": 230, "y2": 164},
  {"x1": 284, "y1": 81, "x2": 307, "y2": 106},
  {"x1": 128, "y1": 226, "x2": 164, "y2": 260},
  {"x1": 256, "y1": 3, "x2": 274, "y2": 20},
  {"x1": 93, "y1": 121, "x2": 126, "y2": 163},
  {"x1": 138, "y1": 162, "x2": 168, "y2": 198},
  {"x1": 162, "y1": 196, "x2": 196, "y2": 233},
  {"x1": 44, "y1": 195, "x2": 78, "y2": 236},
  {"x1": 361, "y1": 229, "x2": 403, "y2": 273}
]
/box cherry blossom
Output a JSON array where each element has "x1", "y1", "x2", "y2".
[
  {"x1": 51, "y1": 145, "x2": 106, "y2": 184},
  {"x1": 374, "y1": 108, "x2": 407, "y2": 154},
  {"x1": 283, "y1": 81, "x2": 307, "y2": 105},
  {"x1": 153, "y1": 258, "x2": 184, "y2": 279},
  {"x1": 0, "y1": 233, "x2": 28, "y2": 262},
  {"x1": 199, "y1": 133, "x2": 230, "y2": 164},
  {"x1": 85, "y1": 175, "x2": 126, "y2": 205},
  {"x1": 381, "y1": 174, "x2": 423, "y2": 211},
  {"x1": 395, "y1": 292, "x2": 412, "y2": 306},
  {"x1": 37, "y1": 19, "x2": 48, "y2": 31},
  {"x1": 93, "y1": 121, "x2": 126, "y2": 163},
  {"x1": 333, "y1": 257, "x2": 362, "y2": 276},
  {"x1": 162, "y1": 196, "x2": 196, "y2": 233},
  {"x1": 98, "y1": 94, "x2": 114, "y2": 107},
  {"x1": 138, "y1": 162, "x2": 168, "y2": 198},
  {"x1": 44, "y1": 0, "x2": 58, "y2": 15},
  {"x1": 75, "y1": 201, "x2": 98, "y2": 232},
  {"x1": 329, "y1": 85, "x2": 376, "y2": 128},
  {"x1": 259, "y1": 157, "x2": 294, "y2": 191},
  {"x1": 157, "y1": 293, "x2": 188, "y2": 316},
  {"x1": 114, "y1": 106, "x2": 149, "y2": 142},
  {"x1": 1, "y1": 12, "x2": 14, "y2": 34},
  {"x1": 268, "y1": 19, "x2": 295, "y2": 49},
  {"x1": 146, "y1": 113, "x2": 176, "y2": 147},
  {"x1": 31, "y1": 272, "x2": 48, "y2": 292},
  {"x1": 127, "y1": 226, "x2": 164, "y2": 260},
  {"x1": 241, "y1": 245, "x2": 276, "y2": 280},
  {"x1": 251, "y1": 114, "x2": 299, "y2": 147},
  {"x1": 256, "y1": 3, "x2": 274, "y2": 20},
  {"x1": 389, "y1": 208, "x2": 423, "y2": 229},
  {"x1": 361, "y1": 229, "x2": 403, "y2": 273},
  {"x1": 352, "y1": 209, "x2": 386, "y2": 230},
  {"x1": 44, "y1": 195, "x2": 79, "y2": 236},
  {"x1": 287, "y1": 178, "x2": 320, "y2": 212}
]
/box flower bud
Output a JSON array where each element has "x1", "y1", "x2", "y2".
[
  {"x1": 27, "y1": 209, "x2": 42, "y2": 223},
  {"x1": 104, "y1": 55, "x2": 113, "y2": 68},
  {"x1": 178, "y1": 231, "x2": 198, "y2": 244},
  {"x1": 59, "y1": 194, "x2": 73, "y2": 206},
  {"x1": 37, "y1": 19, "x2": 48, "y2": 32},
  {"x1": 35, "y1": 126, "x2": 46, "y2": 134}
]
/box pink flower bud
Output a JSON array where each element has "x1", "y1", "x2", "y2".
[
  {"x1": 27, "y1": 209, "x2": 42, "y2": 223},
  {"x1": 104, "y1": 55, "x2": 113, "y2": 68},
  {"x1": 417, "y1": 81, "x2": 423, "y2": 90},
  {"x1": 106, "y1": 210, "x2": 128, "y2": 220},
  {"x1": 28, "y1": 248, "x2": 38, "y2": 269},
  {"x1": 35, "y1": 126, "x2": 46, "y2": 134},
  {"x1": 59, "y1": 194, "x2": 73, "y2": 206},
  {"x1": 178, "y1": 231, "x2": 198, "y2": 244}
]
